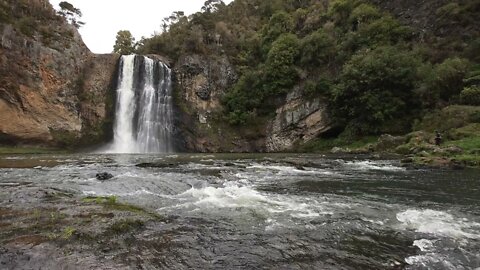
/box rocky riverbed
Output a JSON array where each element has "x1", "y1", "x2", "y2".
[{"x1": 0, "y1": 153, "x2": 479, "y2": 269}]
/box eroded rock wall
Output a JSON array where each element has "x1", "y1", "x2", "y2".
[
  {"x1": 0, "y1": 22, "x2": 90, "y2": 145},
  {"x1": 0, "y1": 1, "x2": 120, "y2": 147},
  {"x1": 266, "y1": 87, "x2": 331, "y2": 152}
]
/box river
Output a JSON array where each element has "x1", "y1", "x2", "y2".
[{"x1": 0, "y1": 153, "x2": 479, "y2": 269}]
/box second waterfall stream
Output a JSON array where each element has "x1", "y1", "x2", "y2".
[{"x1": 109, "y1": 55, "x2": 174, "y2": 153}]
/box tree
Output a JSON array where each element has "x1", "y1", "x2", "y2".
[
  {"x1": 58, "y1": 1, "x2": 84, "y2": 28},
  {"x1": 113, "y1": 30, "x2": 136, "y2": 55},
  {"x1": 333, "y1": 46, "x2": 420, "y2": 134},
  {"x1": 201, "y1": 0, "x2": 225, "y2": 13},
  {"x1": 300, "y1": 29, "x2": 335, "y2": 66},
  {"x1": 263, "y1": 33, "x2": 300, "y2": 95}
]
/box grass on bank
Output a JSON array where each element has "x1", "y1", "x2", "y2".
[
  {"x1": 446, "y1": 135, "x2": 480, "y2": 166},
  {"x1": 298, "y1": 136, "x2": 379, "y2": 153}
]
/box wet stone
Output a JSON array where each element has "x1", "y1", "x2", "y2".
[{"x1": 96, "y1": 172, "x2": 114, "y2": 181}]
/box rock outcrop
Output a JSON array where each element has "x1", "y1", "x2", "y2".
[
  {"x1": 77, "y1": 54, "x2": 120, "y2": 146},
  {"x1": 266, "y1": 86, "x2": 331, "y2": 152}
]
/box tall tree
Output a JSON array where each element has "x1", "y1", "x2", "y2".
[
  {"x1": 58, "y1": 1, "x2": 84, "y2": 28},
  {"x1": 113, "y1": 30, "x2": 136, "y2": 55}
]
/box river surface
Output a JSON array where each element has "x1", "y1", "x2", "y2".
[{"x1": 0, "y1": 153, "x2": 479, "y2": 269}]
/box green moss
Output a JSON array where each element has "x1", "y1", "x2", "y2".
[
  {"x1": 82, "y1": 196, "x2": 162, "y2": 220},
  {"x1": 451, "y1": 154, "x2": 480, "y2": 166},
  {"x1": 447, "y1": 135, "x2": 480, "y2": 150},
  {"x1": 61, "y1": 226, "x2": 76, "y2": 239},
  {"x1": 49, "y1": 129, "x2": 79, "y2": 149},
  {"x1": 107, "y1": 219, "x2": 144, "y2": 235},
  {"x1": 298, "y1": 136, "x2": 378, "y2": 152}
]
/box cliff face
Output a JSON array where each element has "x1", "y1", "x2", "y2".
[
  {"x1": 0, "y1": 22, "x2": 88, "y2": 144},
  {"x1": 266, "y1": 87, "x2": 331, "y2": 152},
  {"x1": 0, "y1": 0, "x2": 118, "y2": 147},
  {"x1": 173, "y1": 54, "x2": 332, "y2": 152}
]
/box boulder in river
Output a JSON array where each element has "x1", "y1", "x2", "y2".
[{"x1": 96, "y1": 172, "x2": 114, "y2": 181}]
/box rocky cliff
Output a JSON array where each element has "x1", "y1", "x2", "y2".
[
  {"x1": 173, "y1": 54, "x2": 332, "y2": 152},
  {"x1": 0, "y1": 0, "x2": 118, "y2": 147},
  {"x1": 266, "y1": 86, "x2": 331, "y2": 152}
]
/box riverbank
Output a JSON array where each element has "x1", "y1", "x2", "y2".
[
  {"x1": 0, "y1": 146, "x2": 68, "y2": 155},
  {"x1": 300, "y1": 106, "x2": 480, "y2": 169},
  {"x1": 0, "y1": 184, "x2": 166, "y2": 269}
]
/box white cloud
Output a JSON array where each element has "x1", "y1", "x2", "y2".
[{"x1": 48, "y1": 0, "x2": 233, "y2": 53}]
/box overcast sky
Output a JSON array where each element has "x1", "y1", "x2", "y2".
[{"x1": 48, "y1": 0, "x2": 233, "y2": 53}]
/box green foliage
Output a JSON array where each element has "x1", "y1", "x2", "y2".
[
  {"x1": 433, "y1": 57, "x2": 470, "y2": 101},
  {"x1": 436, "y1": 3, "x2": 462, "y2": 19},
  {"x1": 303, "y1": 78, "x2": 332, "y2": 98},
  {"x1": 349, "y1": 3, "x2": 382, "y2": 24},
  {"x1": 298, "y1": 135, "x2": 378, "y2": 152},
  {"x1": 333, "y1": 46, "x2": 420, "y2": 135},
  {"x1": 460, "y1": 86, "x2": 480, "y2": 105},
  {"x1": 263, "y1": 33, "x2": 300, "y2": 95},
  {"x1": 261, "y1": 11, "x2": 294, "y2": 50},
  {"x1": 328, "y1": 0, "x2": 361, "y2": 26},
  {"x1": 299, "y1": 29, "x2": 335, "y2": 66},
  {"x1": 17, "y1": 17, "x2": 36, "y2": 37},
  {"x1": 414, "y1": 105, "x2": 480, "y2": 132},
  {"x1": 113, "y1": 30, "x2": 136, "y2": 55},
  {"x1": 341, "y1": 15, "x2": 413, "y2": 53},
  {"x1": 223, "y1": 70, "x2": 262, "y2": 125},
  {"x1": 61, "y1": 226, "x2": 76, "y2": 239},
  {"x1": 58, "y1": 1, "x2": 84, "y2": 28}
]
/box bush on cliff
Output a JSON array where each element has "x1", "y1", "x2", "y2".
[{"x1": 332, "y1": 46, "x2": 420, "y2": 135}]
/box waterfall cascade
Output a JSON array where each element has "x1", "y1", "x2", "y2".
[{"x1": 108, "y1": 55, "x2": 174, "y2": 153}]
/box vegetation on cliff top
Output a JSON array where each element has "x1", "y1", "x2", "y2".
[
  {"x1": 0, "y1": 0, "x2": 84, "y2": 49},
  {"x1": 134, "y1": 0, "x2": 479, "y2": 140}
]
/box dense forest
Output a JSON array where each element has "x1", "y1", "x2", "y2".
[{"x1": 124, "y1": 0, "x2": 480, "y2": 140}]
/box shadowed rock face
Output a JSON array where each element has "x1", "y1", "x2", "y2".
[
  {"x1": 173, "y1": 54, "x2": 332, "y2": 153},
  {"x1": 266, "y1": 86, "x2": 331, "y2": 152}
]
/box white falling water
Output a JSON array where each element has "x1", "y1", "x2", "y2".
[{"x1": 108, "y1": 55, "x2": 174, "y2": 153}]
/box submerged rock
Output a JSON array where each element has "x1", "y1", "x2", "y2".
[{"x1": 96, "y1": 172, "x2": 114, "y2": 181}]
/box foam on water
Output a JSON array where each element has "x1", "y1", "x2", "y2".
[
  {"x1": 413, "y1": 239, "x2": 436, "y2": 252},
  {"x1": 396, "y1": 209, "x2": 480, "y2": 239},
  {"x1": 343, "y1": 160, "x2": 406, "y2": 172},
  {"x1": 248, "y1": 164, "x2": 333, "y2": 175}
]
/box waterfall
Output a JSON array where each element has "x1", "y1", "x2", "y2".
[{"x1": 108, "y1": 55, "x2": 174, "y2": 153}]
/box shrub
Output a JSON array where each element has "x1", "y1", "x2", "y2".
[
  {"x1": 17, "y1": 17, "x2": 37, "y2": 37},
  {"x1": 263, "y1": 33, "x2": 300, "y2": 95},
  {"x1": 460, "y1": 86, "x2": 480, "y2": 105},
  {"x1": 261, "y1": 11, "x2": 294, "y2": 52},
  {"x1": 332, "y1": 46, "x2": 420, "y2": 135},
  {"x1": 303, "y1": 78, "x2": 332, "y2": 98},
  {"x1": 349, "y1": 3, "x2": 382, "y2": 24},
  {"x1": 433, "y1": 57, "x2": 470, "y2": 101},
  {"x1": 300, "y1": 29, "x2": 335, "y2": 66}
]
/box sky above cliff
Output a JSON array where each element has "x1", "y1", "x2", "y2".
[{"x1": 48, "y1": 0, "x2": 233, "y2": 53}]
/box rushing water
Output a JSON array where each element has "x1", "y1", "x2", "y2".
[
  {"x1": 0, "y1": 153, "x2": 479, "y2": 269},
  {"x1": 109, "y1": 55, "x2": 173, "y2": 154}
]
